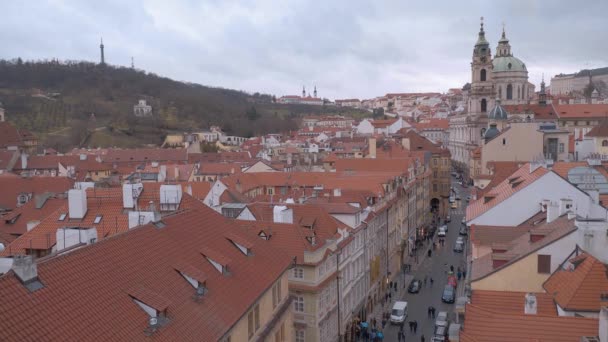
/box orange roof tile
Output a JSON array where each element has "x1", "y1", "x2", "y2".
[
  {"x1": 461, "y1": 304, "x2": 598, "y2": 342},
  {"x1": 554, "y1": 104, "x2": 608, "y2": 119},
  {"x1": 543, "y1": 252, "x2": 608, "y2": 312},
  {"x1": 466, "y1": 163, "x2": 548, "y2": 222},
  {"x1": 471, "y1": 290, "x2": 557, "y2": 316},
  {"x1": 0, "y1": 201, "x2": 292, "y2": 341},
  {"x1": 0, "y1": 175, "x2": 73, "y2": 211}
]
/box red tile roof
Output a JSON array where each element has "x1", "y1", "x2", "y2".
[
  {"x1": 1, "y1": 185, "x2": 198, "y2": 256},
  {"x1": 585, "y1": 119, "x2": 608, "y2": 137},
  {"x1": 0, "y1": 175, "x2": 73, "y2": 211},
  {"x1": 460, "y1": 304, "x2": 598, "y2": 342},
  {"x1": 471, "y1": 290, "x2": 557, "y2": 316},
  {"x1": 410, "y1": 118, "x2": 449, "y2": 130},
  {"x1": 554, "y1": 104, "x2": 608, "y2": 119},
  {"x1": 0, "y1": 122, "x2": 33, "y2": 148},
  {"x1": 0, "y1": 201, "x2": 292, "y2": 341},
  {"x1": 334, "y1": 158, "x2": 410, "y2": 173},
  {"x1": 466, "y1": 163, "x2": 548, "y2": 222},
  {"x1": 0, "y1": 197, "x2": 66, "y2": 236},
  {"x1": 503, "y1": 104, "x2": 558, "y2": 120},
  {"x1": 543, "y1": 252, "x2": 608, "y2": 312},
  {"x1": 103, "y1": 148, "x2": 188, "y2": 164}
]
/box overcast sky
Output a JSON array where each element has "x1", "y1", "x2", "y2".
[{"x1": 1, "y1": 1, "x2": 607, "y2": 99}]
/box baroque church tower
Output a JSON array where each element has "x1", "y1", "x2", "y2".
[{"x1": 468, "y1": 17, "x2": 495, "y2": 116}]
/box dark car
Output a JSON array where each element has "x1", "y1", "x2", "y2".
[
  {"x1": 408, "y1": 279, "x2": 421, "y2": 293},
  {"x1": 442, "y1": 285, "x2": 455, "y2": 303},
  {"x1": 445, "y1": 215, "x2": 451, "y2": 223},
  {"x1": 459, "y1": 226, "x2": 468, "y2": 236}
]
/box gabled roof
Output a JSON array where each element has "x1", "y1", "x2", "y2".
[
  {"x1": 543, "y1": 252, "x2": 608, "y2": 312},
  {"x1": 471, "y1": 290, "x2": 557, "y2": 316},
  {"x1": 0, "y1": 175, "x2": 73, "y2": 211},
  {"x1": 0, "y1": 197, "x2": 65, "y2": 236},
  {"x1": 466, "y1": 163, "x2": 548, "y2": 222},
  {"x1": 0, "y1": 201, "x2": 291, "y2": 341},
  {"x1": 585, "y1": 119, "x2": 608, "y2": 137},
  {"x1": 460, "y1": 304, "x2": 598, "y2": 342},
  {"x1": 471, "y1": 216, "x2": 576, "y2": 281},
  {"x1": 554, "y1": 104, "x2": 608, "y2": 119}
]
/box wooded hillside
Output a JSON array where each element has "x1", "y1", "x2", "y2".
[{"x1": 0, "y1": 58, "x2": 367, "y2": 151}]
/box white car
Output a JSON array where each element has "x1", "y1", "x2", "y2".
[{"x1": 437, "y1": 226, "x2": 447, "y2": 237}]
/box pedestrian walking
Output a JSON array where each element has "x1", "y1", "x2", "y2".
[
  {"x1": 421, "y1": 334, "x2": 425, "y2": 342},
  {"x1": 388, "y1": 291, "x2": 392, "y2": 301},
  {"x1": 381, "y1": 316, "x2": 386, "y2": 329},
  {"x1": 393, "y1": 282, "x2": 397, "y2": 291},
  {"x1": 399, "y1": 329, "x2": 406, "y2": 341},
  {"x1": 431, "y1": 306, "x2": 436, "y2": 318},
  {"x1": 463, "y1": 269, "x2": 467, "y2": 278},
  {"x1": 413, "y1": 320, "x2": 418, "y2": 333},
  {"x1": 423, "y1": 276, "x2": 428, "y2": 287},
  {"x1": 408, "y1": 321, "x2": 414, "y2": 332},
  {"x1": 444, "y1": 263, "x2": 448, "y2": 274},
  {"x1": 427, "y1": 249, "x2": 432, "y2": 257},
  {"x1": 450, "y1": 265, "x2": 454, "y2": 273},
  {"x1": 457, "y1": 271, "x2": 462, "y2": 280},
  {"x1": 430, "y1": 277, "x2": 434, "y2": 287}
]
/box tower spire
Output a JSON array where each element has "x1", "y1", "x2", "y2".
[
  {"x1": 100, "y1": 37, "x2": 105, "y2": 65},
  {"x1": 539, "y1": 73, "x2": 547, "y2": 106},
  {"x1": 131, "y1": 56, "x2": 134, "y2": 69},
  {"x1": 314, "y1": 85, "x2": 317, "y2": 98},
  {"x1": 302, "y1": 86, "x2": 306, "y2": 98}
]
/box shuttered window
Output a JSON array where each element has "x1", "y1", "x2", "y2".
[{"x1": 537, "y1": 254, "x2": 551, "y2": 274}]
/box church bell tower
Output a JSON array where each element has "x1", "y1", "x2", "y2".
[{"x1": 469, "y1": 17, "x2": 495, "y2": 116}]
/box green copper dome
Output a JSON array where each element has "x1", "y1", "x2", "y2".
[{"x1": 493, "y1": 56, "x2": 527, "y2": 72}]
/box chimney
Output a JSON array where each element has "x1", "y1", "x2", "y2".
[
  {"x1": 12, "y1": 255, "x2": 38, "y2": 284},
  {"x1": 368, "y1": 138, "x2": 377, "y2": 159},
  {"x1": 402, "y1": 137, "x2": 411, "y2": 151},
  {"x1": 524, "y1": 293, "x2": 537, "y2": 315},
  {"x1": 558, "y1": 198, "x2": 573, "y2": 216},
  {"x1": 79, "y1": 154, "x2": 87, "y2": 161},
  {"x1": 600, "y1": 306, "x2": 608, "y2": 342},
  {"x1": 20, "y1": 153, "x2": 27, "y2": 169},
  {"x1": 546, "y1": 201, "x2": 559, "y2": 223},
  {"x1": 540, "y1": 199, "x2": 550, "y2": 212},
  {"x1": 68, "y1": 189, "x2": 88, "y2": 219}
]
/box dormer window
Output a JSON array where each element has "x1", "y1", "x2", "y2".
[
  {"x1": 201, "y1": 247, "x2": 231, "y2": 275},
  {"x1": 225, "y1": 233, "x2": 253, "y2": 256},
  {"x1": 129, "y1": 287, "x2": 171, "y2": 334},
  {"x1": 175, "y1": 265, "x2": 208, "y2": 299},
  {"x1": 58, "y1": 213, "x2": 67, "y2": 221},
  {"x1": 93, "y1": 215, "x2": 103, "y2": 224}
]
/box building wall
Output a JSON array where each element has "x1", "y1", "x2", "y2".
[
  {"x1": 480, "y1": 123, "x2": 544, "y2": 173},
  {"x1": 224, "y1": 270, "x2": 293, "y2": 342},
  {"x1": 472, "y1": 232, "x2": 577, "y2": 292}
]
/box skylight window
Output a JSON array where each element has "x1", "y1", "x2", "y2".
[
  {"x1": 58, "y1": 213, "x2": 67, "y2": 221},
  {"x1": 93, "y1": 215, "x2": 103, "y2": 224}
]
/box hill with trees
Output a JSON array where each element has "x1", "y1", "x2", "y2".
[{"x1": 0, "y1": 58, "x2": 368, "y2": 151}]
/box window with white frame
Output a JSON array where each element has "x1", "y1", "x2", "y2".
[
  {"x1": 294, "y1": 296, "x2": 304, "y2": 312},
  {"x1": 293, "y1": 267, "x2": 304, "y2": 279}
]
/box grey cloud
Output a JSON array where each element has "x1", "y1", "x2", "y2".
[{"x1": 0, "y1": 0, "x2": 606, "y2": 99}]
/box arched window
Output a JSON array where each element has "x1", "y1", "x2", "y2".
[
  {"x1": 506, "y1": 84, "x2": 513, "y2": 100},
  {"x1": 480, "y1": 69, "x2": 486, "y2": 82},
  {"x1": 498, "y1": 86, "x2": 502, "y2": 99},
  {"x1": 517, "y1": 86, "x2": 521, "y2": 99},
  {"x1": 481, "y1": 99, "x2": 487, "y2": 112},
  {"x1": 603, "y1": 140, "x2": 608, "y2": 147}
]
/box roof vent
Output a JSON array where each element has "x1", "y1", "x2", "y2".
[
  {"x1": 11, "y1": 255, "x2": 43, "y2": 292},
  {"x1": 524, "y1": 293, "x2": 537, "y2": 315}
]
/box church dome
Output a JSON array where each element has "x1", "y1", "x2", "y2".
[
  {"x1": 484, "y1": 124, "x2": 500, "y2": 141},
  {"x1": 493, "y1": 56, "x2": 527, "y2": 72},
  {"x1": 488, "y1": 99, "x2": 508, "y2": 120}
]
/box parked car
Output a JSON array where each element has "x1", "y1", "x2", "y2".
[
  {"x1": 408, "y1": 279, "x2": 421, "y2": 293},
  {"x1": 435, "y1": 311, "x2": 448, "y2": 329},
  {"x1": 459, "y1": 226, "x2": 468, "y2": 236},
  {"x1": 449, "y1": 196, "x2": 455, "y2": 203},
  {"x1": 447, "y1": 275, "x2": 458, "y2": 288},
  {"x1": 461, "y1": 218, "x2": 466, "y2": 225},
  {"x1": 442, "y1": 285, "x2": 456, "y2": 303},
  {"x1": 445, "y1": 215, "x2": 451, "y2": 223},
  {"x1": 451, "y1": 202, "x2": 458, "y2": 209},
  {"x1": 433, "y1": 324, "x2": 448, "y2": 342},
  {"x1": 390, "y1": 301, "x2": 408, "y2": 324},
  {"x1": 456, "y1": 236, "x2": 464, "y2": 244},
  {"x1": 437, "y1": 226, "x2": 447, "y2": 237},
  {"x1": 453, "y1": 240, "x2": 464, "y2": 253}
]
